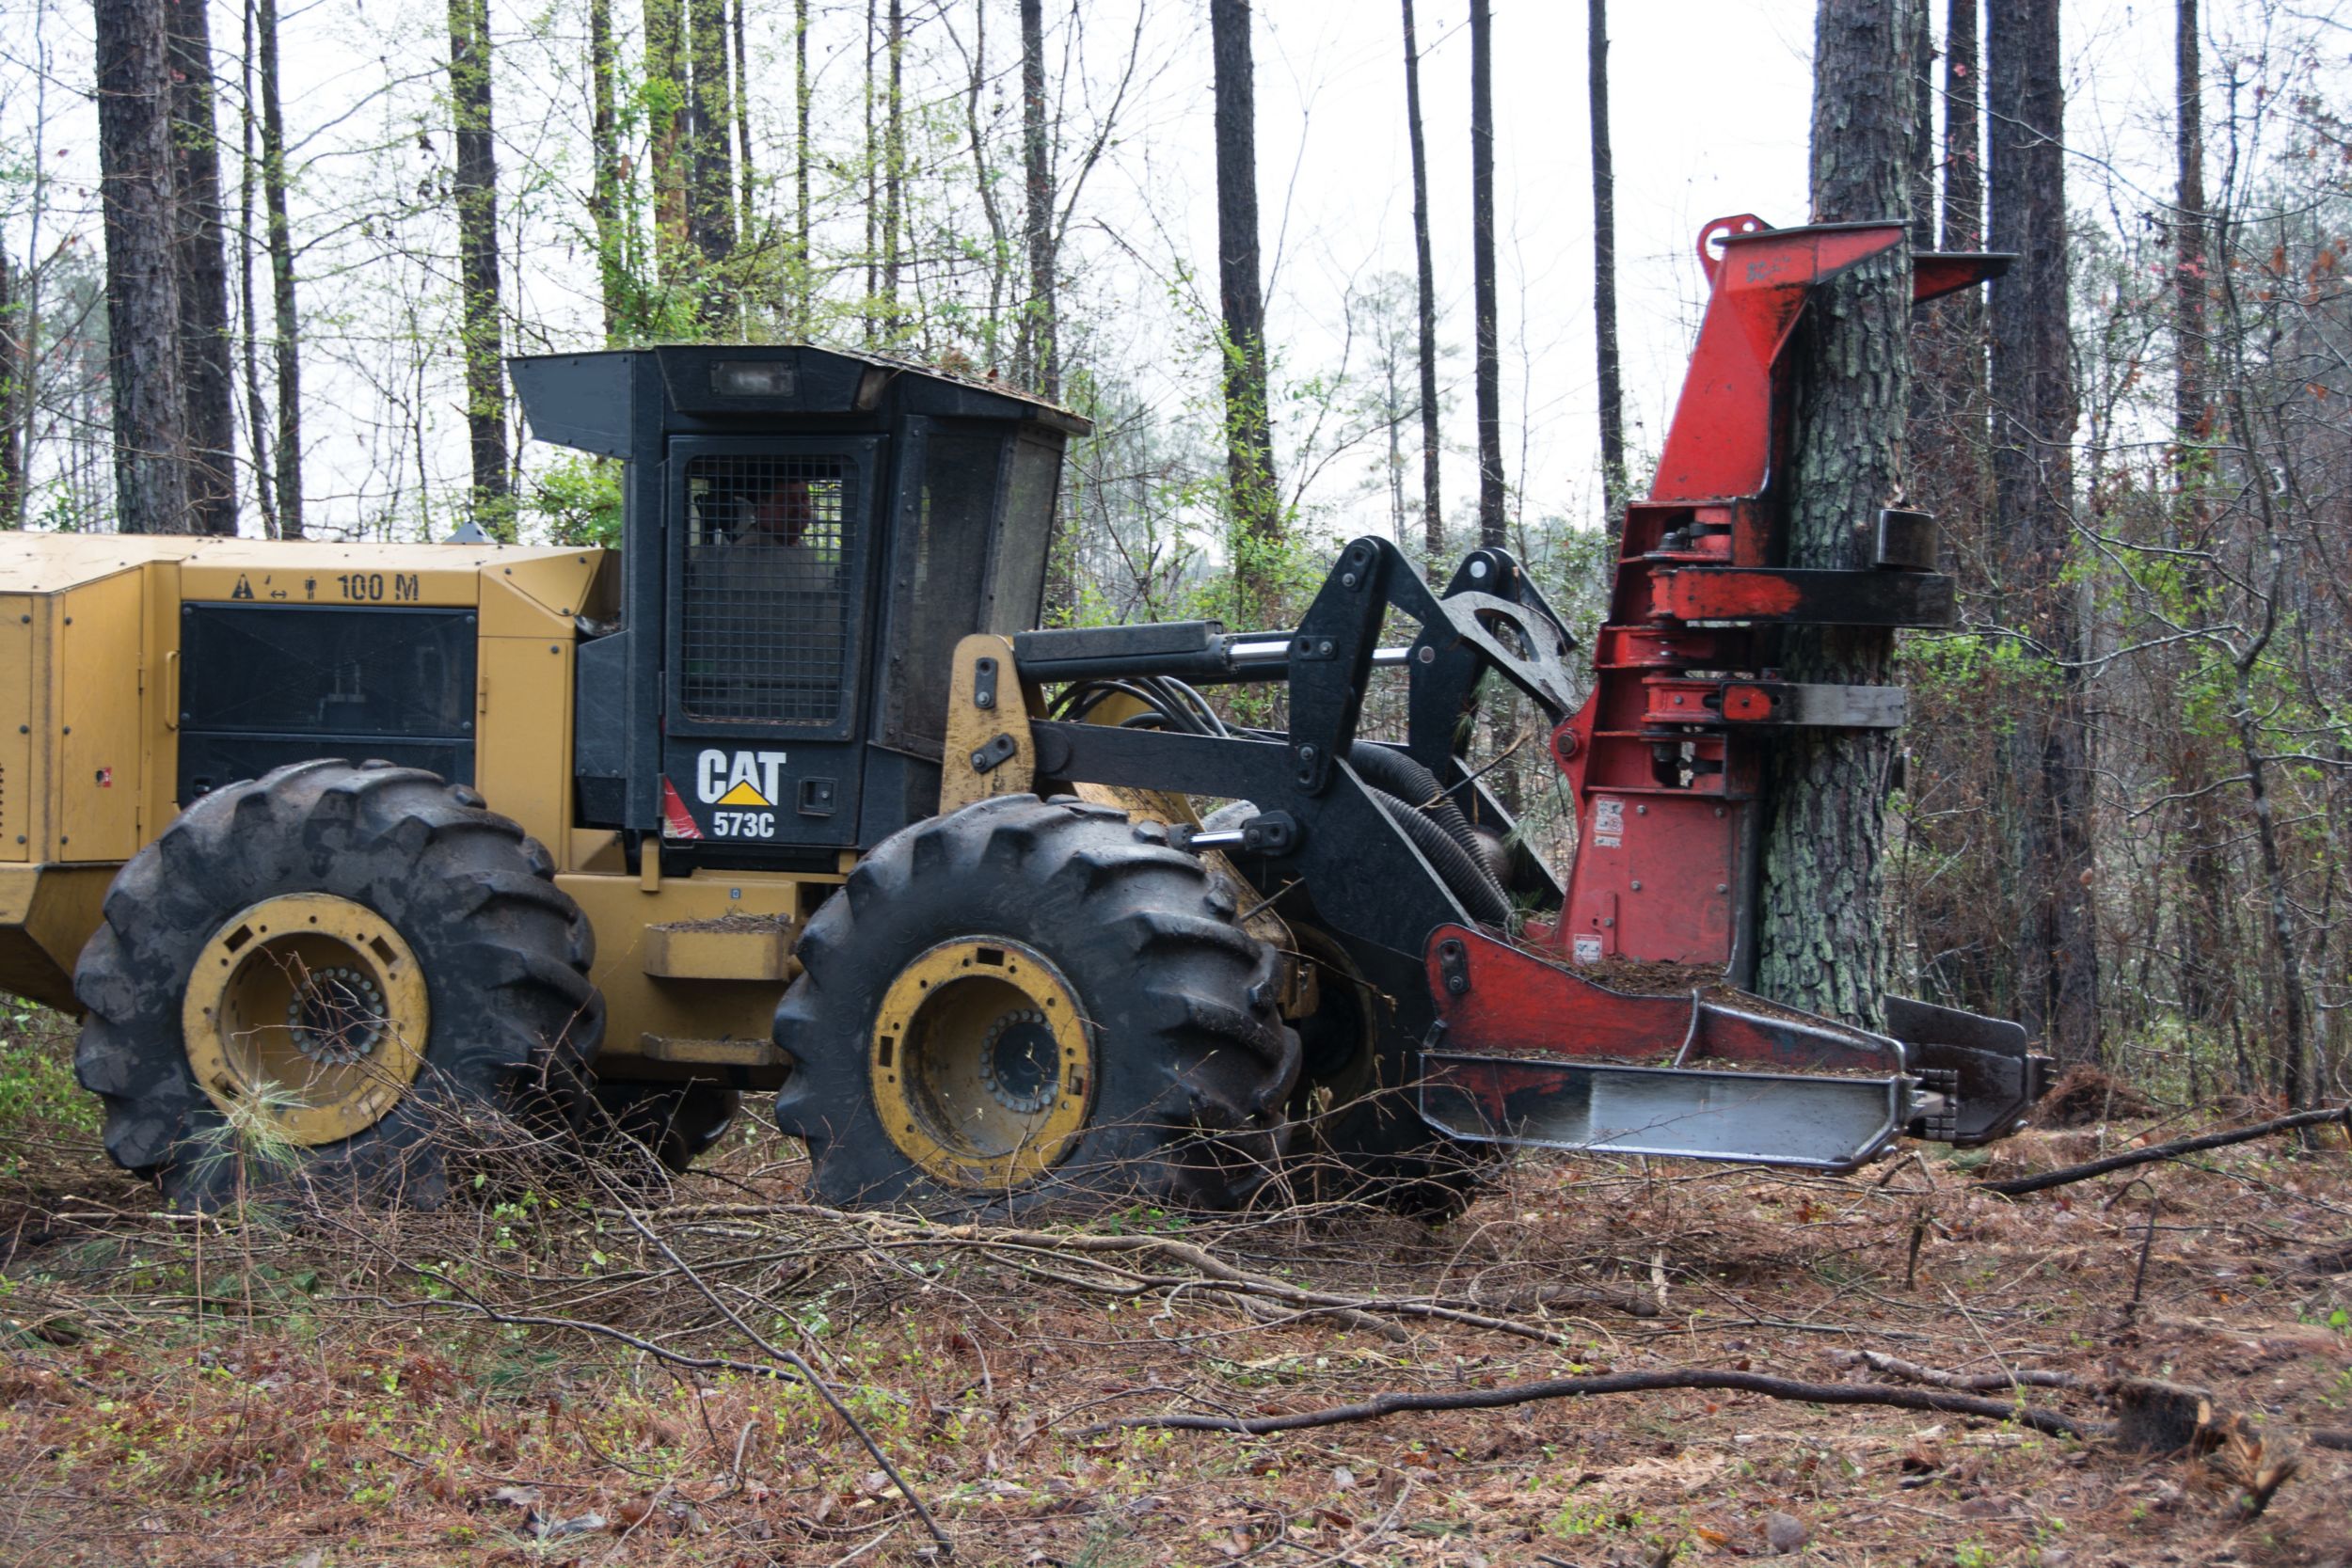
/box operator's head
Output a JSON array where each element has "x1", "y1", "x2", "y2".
[{"x1": 744, "y1": 476, "x2": 813, "y2": 546}]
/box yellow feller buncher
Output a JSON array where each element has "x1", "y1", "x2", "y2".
[{"x1": 0, "y1": 218, "x2": 2049, "y2": 1212}]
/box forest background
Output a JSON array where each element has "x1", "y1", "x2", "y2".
[{"x1": 2, "y1": 0, "x2": 2349, "y2": 1109}]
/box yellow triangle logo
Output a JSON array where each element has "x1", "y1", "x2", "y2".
[{"x1": 715, "y1": 781, "x2": 771, "y2": 807}]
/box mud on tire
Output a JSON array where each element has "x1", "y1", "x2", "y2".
[
  {"x1": 772, "y1": 794, "x2": 1300, "y2": 1212},
  {"x1": 72, "y1": 759, "x2": 603, "y2": 1208}
]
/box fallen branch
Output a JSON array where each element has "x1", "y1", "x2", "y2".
[
  {"x1": 1071, "y1": 1368, "x2": 2107, "y2": 1440},
  {"x1": 1979, "y1": 1105, "x2": 2350, "y2": 1196},
  {"x1": 1832, "y1": 1349, "x2": 2080, "y2": 1392}
]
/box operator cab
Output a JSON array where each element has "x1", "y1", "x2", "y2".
[{"x1": 510, "y1": 344, "x2": 1089, "y2": 869}]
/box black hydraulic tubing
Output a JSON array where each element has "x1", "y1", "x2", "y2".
[{"x1": 1370, "y1": 786, "x2": 1512, "y2": 927}]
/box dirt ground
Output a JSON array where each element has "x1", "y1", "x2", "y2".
[{"x1": 0, "y1": 1105, "x2": 2346, "y2": 1568}]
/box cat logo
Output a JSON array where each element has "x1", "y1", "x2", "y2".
[{"x1": 696, "y1": 748, "x2": 788, "y2": 807}]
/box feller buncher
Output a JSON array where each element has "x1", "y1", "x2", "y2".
[{"x1": 0, "y1": 214, "x2": 2047, "y2": 1211}]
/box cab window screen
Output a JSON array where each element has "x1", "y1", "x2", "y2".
[{"x1": 678, "y1": 453, "x2": 854, "y2": 724}]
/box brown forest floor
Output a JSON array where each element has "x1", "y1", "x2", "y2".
[{"x1": 0, "y1": 1097, "x2": 2347, "y2": 1568}]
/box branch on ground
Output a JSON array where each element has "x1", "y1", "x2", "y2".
[{"x1": 1979, "y1": 1105, "x2": 2350, "y2": 1196}]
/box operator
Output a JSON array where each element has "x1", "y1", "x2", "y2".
[{"x1": 741, "y1": 474, "x2": 815, "y2": 547}]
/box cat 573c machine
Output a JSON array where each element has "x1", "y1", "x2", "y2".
[{"x1": 0, "y1": 214, "x2": 2046, "y2": 1210}]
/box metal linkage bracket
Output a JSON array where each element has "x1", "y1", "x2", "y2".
[{"x1": 1642, "y1": 677, "x2": 1908, "y2": 729}]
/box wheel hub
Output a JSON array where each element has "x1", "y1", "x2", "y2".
[
  {"x1": 868, "y1": 939, "x2": 1094, "y2": 1191},
  {"x1": 181, "y1": 893, "x2": 430, "y2": 1147}
]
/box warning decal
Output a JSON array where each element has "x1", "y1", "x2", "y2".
[{"x1": 660, "y1": 778, "x2": 706, "y2": 839}]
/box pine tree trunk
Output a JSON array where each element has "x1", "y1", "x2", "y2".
[
  {"x1": 256, "y1": 0, "x2": 301, "y2": 535},
  {"x1": 1753, "y1": 0, "x2": 1918, "y2": 1028},
  {"x1": 2173, "y1": 0, "x2": 2207, "y2": 468},
  {"x1": 234, "y1": 0, "x2": 274, "y2": 535},
  {"x1": 862, "y1": 0, "x2": 877, "y2": 341},
  {"x1": 731, "y1": 0, "x2": 753, "y2": 242},
  {"x1": 1400, "y1": 0, "x2": 1441, "y2": 560},
  {"x1": 1588, "y1": 0, "x2": 1626, "y2": 534},
  {"x1": 794, "y1": 0, "x2": 810, "y2": 331},
  {"x1": 167, "y1": 0, "x2": 236, "y2": 535},
  {"x1": 589, "y1": 0, "x2": 622, "y2": 341},
  {"x1": 1210, "y1": 0, "x2": 1278, "y2": 556},
  {"x1": 881, "y1": 0, "x2": 903, "y2": 341},
  {"x1": 1469, "y1": 0, "x2": 1504, "y2": 547},
  {"x1": 94, "y1": 0, "x2": 191, "y2": 534},
  {"x1": 447, "y1": 0, "x2": 509, "y2": 514},
  {"x1": 1020, "y1": 0, "x2": 1057, "y2": 397},
  {"x1": 644, "y1": 0, "x2": 686, "y2": 280},
  {"x1": 1987, "y1": 0, "x2": 2097, "y2": 1063},
  {"x1": 0, "y1": 254, "x2": 26, "y2": 529},
  {"x1": 686, "y1": 0, "x2": 736, "y2": 323}
]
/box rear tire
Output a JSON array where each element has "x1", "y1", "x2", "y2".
[
  {"x1": 772, "y1": 795, "x2": 1299, "y2": 1212},
  {"x1": 72, "y1": 760, "x2": 603, "y2": 1209}
]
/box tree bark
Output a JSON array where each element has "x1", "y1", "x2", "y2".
[
  {"x1": 1469, "y1": 0, "x2": 1504, "y2": 547},
  {"x1": 589, "y1": 0, "x2": 623, "y2": 341},
  {"x1": 447, "y1": 0, "x2": 509, "y2": 514},
  {"x1": 2173, "y1": 0, "x2": 2206, "y2": 461},
  {"x1": 1986, "y1": 0, "x2": 2096, "y2": 1063},
  {"x1": 1210, "y1": 0, "x2": 1278, "y2": 553},
  {"x1": 94, "y1": 0, "x2": 191, "y2": 534},
  {"x1": 234, "y1": 0, "x2": 276, "y2": 535},
  {"x1": 1020, "y1": 0, "x2": 1057, "y2": 396},
  {"x1": 0, "y1": 253, "x2": 26, "y2": 529},
  {"x1": 644, "y1": 0, "x2": 686, "y2": 280},
  {"x1": 167, "y1": 0, "x2": 235, "y2": 535},
  {"x1": 1588, "y1": 0, "x2": 1625, "y2": 536},
  {"x1": 730, "y1": 0, "x2": 753, "y2": 245},
  {"x1": 686, "y1": 0, "x2": 735, "y2": 323},
  {"x1": 881, "y1": 0, "x2": 903, "y2": 341},
  {"x1": 1401, "y1": 0, "x2": 1442, "y2": 560},
  {"x1": 255, "y1": 0, "x2": 301, "y2": 535},
  {"x1": 1753, "y1": 0, "x2": 1918, "y2": 1028},
  {"x1": 794, "y1": 0, "x2": 810, "y2": 332}
]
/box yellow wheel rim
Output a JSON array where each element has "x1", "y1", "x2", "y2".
[
  {"x1": 181, "y1": 893, "x2": 431, "y2": 1147},
  {"x1": 869, "y1": 938, "x2": 1095, "y2": 1191}
]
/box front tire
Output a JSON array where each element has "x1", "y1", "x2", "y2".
[
  {"x1": 72, "y1": 760, "x2": 603, "y2": 1208},
  {"x1": 772, "y1": 795, "x2": 1299, "y2": 1212}
]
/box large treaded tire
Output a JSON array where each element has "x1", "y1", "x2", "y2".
[
  {"x1": 1284, "y1": 927, "x2": 1491, "y2": 1221},
  {"x1": 772, "y1": 794, "x2": 1300, "y2": 1212},
  {"x1": 72, "y1": 759, "x2": 603, "y2": 1208}
]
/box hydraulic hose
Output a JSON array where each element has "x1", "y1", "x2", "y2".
[{"x1": 1367, "y1": 787, "x2": 1513, "y2": 927}]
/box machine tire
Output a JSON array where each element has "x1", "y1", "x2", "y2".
[
  {"x1": 1283, "y1": 926, "x2": 1491, "y2": 1221},
  {"x1": 72, "y1": 759, "x2": 603, "y2": 1209},
  {"x1": 587, "y1": 1082, "x2": 741, "y2": 1175},
  {"x1": 772, "y1": 794, "x2": 1300, "y2": 1212}
]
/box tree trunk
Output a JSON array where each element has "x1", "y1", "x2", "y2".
[
  {"x1": 1469, "y1": 0, "x2": 1504, "y2": 547},
  {"x1": 2173, "y1": 0, "x2": 2206, "y2": 462},
  {"x1": 233, "y1": 0, "x2": 275, "y2": 534},
  {"x1": 1401, "y1": 0, "x2": 1441, "y2": 560},
  {"x1": 1210, "y1": 0, "x2": 1278, "y2": 555},
  {"x1": 0, "y1": 253, "x2": 26, "y2": 529},
  {"x1": 94, "y1": 0, "x2": 191, "y2": 534},
  {"x1": 1986, "y1": 0, "x2": 2096, "y2": 1063},
  {"x1": 1020, "y1": 0, "x2": 1057, "y2": 397},
  {"x1": 686, "y1": 0, "x2": 736, "y2": 323},
  {"x1": 1752, "y1": 0, "x2": 1918, "y2": 1028},
  {"x1": 731, "y1": 0, "x2": 753, "y2": 244},
  {"x1": 589, "y1": 0, "x2": 622, "y2": 341},
  {"x1": 448, "y1": 0, "x2": 509, "y2": 515},
  {"x1": 256, "y1": 0, "x2": 301, "y2": 535},
  {"x1": 881, "y1": 0, "x2": 903, "y2": 341},
  {"x1": 862, "y1": 0, "x2": 877, "y2": 341},
  {"x1": 1588, "y1": 0, "x2": 1626, "y2": 535},
  {"x1": 794, "y1": 0, "x2": 810, "y2": 331},
  {"x1": 1943, "y1": 0, "x2": 1980, "y2": 252},
  {"x1": 167, "y1": 0, "x2": 235, "y2": 535},
  {"x1": 644, "y1": 0, "x2": 686, "y2": 279}
]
